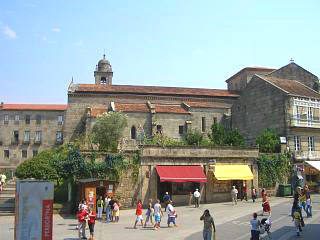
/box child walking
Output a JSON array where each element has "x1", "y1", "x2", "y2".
[
  {"x1": 153, "y1": 199, "x2": 163, "y2": 230},
  {"x1": 293, "y1": 206, "x2": 303, "y2": 237},
  {"x1": 134, "y1": 200, "x2": 144, "y2": 229},
  {"x1": 144, "y1": 199, "x2": 154, "y2": 227}
]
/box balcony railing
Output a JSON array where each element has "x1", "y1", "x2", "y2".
[
  {"x1": 289, "y1": 115, "x2": 320, "y2": 128},
  {"x1": 293, "y1": 151, "x2": 320, "y2": 160}
]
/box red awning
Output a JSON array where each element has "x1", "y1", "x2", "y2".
[{"x1": 156, "y1": 165, "x2": 207, "y2": 183}]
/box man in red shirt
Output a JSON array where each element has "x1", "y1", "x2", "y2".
[
  {"x1": 133, "y1": 199, "x2": 144, "y2": 229},
  {"x1": 88, "y1": 207, "x2": 96, "y2": 240},
  {"x1": 78, "y1": 208, "x2": 88, "y2": 239}
]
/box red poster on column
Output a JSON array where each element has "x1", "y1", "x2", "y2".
[{"x1": 42, "y1": 200, "x2": 53, "y2": 240}]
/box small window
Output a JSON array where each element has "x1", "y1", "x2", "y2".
[
  {"x1": 308, "y1": 136, "x2": 315, "y2": 152},
  {"x1": 294, "y1": 136, "x2": 301, "y2": 151},
  {"x1": 33, "y1": 150, "x2": 38, "y2": 157},
  {"x1": 56, "y1": 131, "x2": 63, "y2": 144},
  {"x1": 201, "y1": 117, "x2": 206, "y2": 132},
  {"x1": 36, "y1": 115, "x2": 42, "y2": 124},
  {"x1": 22, "y1": 150, "x2": 27, "y2": 158},
  {"x1": 156, "y1": 125, "x2": 162, "y2": 135},
  {"x1": 101, "y1": 77, "x2": 107, "y2": 84},
  {"x1": 13, "y1": 131, "x2": 19, "y2": 143},
  {"x1": 131, "y1": 126, "x2": 136, "y2": 139},
  {"x1": 24, "y1": 131, "x2": 30, "y2": 143},
  {"x1": 179, "y1": 125, "x2": 184, "y2": 135},
  {"x1": 35, "y1": 131, "x2": 42, "y2": 143},
  {"x1": 213, "y1": 117, "x2": 217, "y2": 125},
  {"x1": 25, "y1": 115, "x2": 31, "y2": 124},
  {"x1": 4, "y1": 150, "x2": 9, "y2": 158},
  {"x1": 15, "y1": 115, "x2": 20, "y2": 124},
  {"x1": 4, "y1": 115, "x2": 9, "y2": 124},
  {"x1": 57, "y1": 115, "x2": 64, "y2": 125}
]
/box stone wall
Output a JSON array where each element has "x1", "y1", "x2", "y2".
[{"x1": 232, "y1": 75, "x2": 287, "y2": 144}]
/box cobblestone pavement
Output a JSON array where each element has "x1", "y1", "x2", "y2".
[{"x1": 1, "y1": 196, "x2": 319, "y2": 239}]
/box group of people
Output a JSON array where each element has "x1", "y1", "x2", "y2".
[
  {"x1": 133, "y1": 198, "x2": 178, "y2": 229},
  {"x1": 0, "y1": 173, "x2": 7, "y2": 192},
  {"x1": 96, "y1": 195, "x2": 121, "y2": 223},
  {"x1": 231, "y1": 184, "x2": 258, "y2": 206},
  {"x1": 77, "y1": 201, "x2": 97, "y2": 240},
  {"x1": 291, "y1": 185, "x2": 312, "y2": 237}
]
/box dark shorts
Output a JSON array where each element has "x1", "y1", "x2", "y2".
[
  {"x1": 251, "y1": 230, "x2": 260, "y2": 240},
  {"x1": 167, "y1": 217, "x2": 176, "y2": 224},
  {"x1": 88, "y1": 223, "x2": 95, "y2": 233}
]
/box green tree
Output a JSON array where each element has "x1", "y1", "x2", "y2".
[
  {"x1": 256, "y1": 128, "x2": 280, "y2": 153},
  {"x1": 91, "y1": 112, "x2": 128, "y2": 151},
  {"x1": 16, "y1": 149, "x2": 59, "y2": 180},
  {"x1": 209, "y1": 123, "x2": 245, "y2": 146},
  {"x1": 183, "y1": 129, "x2": 204, "y2": 146}
]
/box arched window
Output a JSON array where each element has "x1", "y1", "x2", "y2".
[
  {"x1": 101, "y1": 77, "x2": 107, "y2": 84},
  {"x1": 131, "y1": 126, "x2": 136, "y2": 139}
]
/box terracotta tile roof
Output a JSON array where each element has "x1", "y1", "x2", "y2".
[
  {"x1": 154, "y1": 104, "x2": 190, "y2": 114},
  {"x1": 258, "y1": 75, "x2": 320, "y2": 99},
  {"x1": 226, "y1": 66, "x2": 276, "y2": 83},
  {"x1": 90, "y1": 107, "x2": 107, "y2": 117},
  {"x1": 115, "y1": 103, "x2": 149, "y2": 113},
  {"x1": 72, "y1": 84, "x2": 239, "y2": 98},
  {"x1": 0, "y1": 103, "x2": 67, "y2": 111},
  {"x1": 185, "y1": 101, "x2": 232, "y2": 109}
]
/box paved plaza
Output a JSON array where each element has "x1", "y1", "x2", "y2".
[{"x1": 1, "y1": 195, "x2": 319, "y2": 239}]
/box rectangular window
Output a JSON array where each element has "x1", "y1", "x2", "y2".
[
  {"x1": 178, "y1": 125, "x2": 184, "y2": 135},
  {"x1": 56, "y1": 131, "x2": 63, "y2": 144},
  {"x1": 35, "y1": 131, "x2": 42, "y2": 143},
  {"x1": 213, "y1": 117, "x2": 217, "y2": 125},
  {"x1": 24, "y1": 131, "x2": 30, "y2": 143},
  {"x1": 294, "y1": 136, "x2": 301, "y2": 151},
  {"x1": 296, "y1": 106, "x2": 301, "y2": 124},
  {"x1": 15, "y1": 115, "x2": 20, "y2": 124},
  {"x1": 22, "y1": 150, "x2": 27, "y2": 158},
  {"x1": 4, "y1": 150, "x2": 9, "y2": 158},
  {"x1": 308, "y1": 136, "x2": 315, "y2": 152},
  {"x1": 57, "y1": 115, "x2": 64, "y2": 125},
  {"x1": 201, "y1": 117, "x2": 206, "y2": 132},
  {"x1": 25, "y1": 115, "x2": 31, "y2": 124},
  {"x1": 36, "y1": 115, "x2": 42, "y2": 124},
  {"x1": 307, "y1": 107, "x2": 313, "y2": 126},
  {"x1": 4, "y1": 114, "x2": 9, "y2": 124},
  {"x1": 33, "y1": 150, "x2": 38, "y2": 157},
  {"x1": 13, "y1": 130, "x2": 19, "y2": 143}
]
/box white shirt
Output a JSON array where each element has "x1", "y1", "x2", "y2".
[
  {"x1": 154, "y1": 203, "x2": 161, "y2": 216},
  {"x1": 1, "y1": 175, "x2": 6, "y2": 183},
  {"x1": 231, "y1": 189, "x2": 238, "y2": 195},
  {"x1": 166, "y1": 204, "x2": 175, "y2": 217},
  {"x1": 105, "y1": 197, "x2": 110, "y2": 206},
  {"x1": 194, "y1": 191, "x2": 200, "y2": 198}
]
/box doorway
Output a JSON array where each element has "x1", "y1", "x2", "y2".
[
  {"x1": 157, "y1": 176, "x2": 172, "y2": 202},
  {"x1": 96, "y1": 187, "x2": 106, "y2": 199}
]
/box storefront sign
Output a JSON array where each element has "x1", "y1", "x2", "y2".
[{"x1": 15, "y1": 181, "x2": 54, "y2": 240}]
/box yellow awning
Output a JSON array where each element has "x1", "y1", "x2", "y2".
[{"x1": 214, "y1": 164, "x2": 254, "y2": 180}]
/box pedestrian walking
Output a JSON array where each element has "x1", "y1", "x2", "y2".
[
  {"x1": 88, "y1": 207, "x2": 96, "y2": 240},
  {"x1": 261, "y1": 189, "x2": 271, "y2": 216},
  {"x1": 105, "y1": 195, "x2": 111, "y2": 223},
  {"x1": 163, "y1": 192, "x2": 171, "y2": 212},
  {"x1": 96, "y1": 196, "x2": 104, "y2": 220},
  {"x1": 200, "y1": 209, "x2": 216, "y2": 240},
  {"x1": 0, "y1": 173, "x2": 6, "y2": 191},
  {"x1": 109, "y1": 197, "x2": 115, "y2": 222},
  {"x1": 194, "y1": 188, "x2": 201, "y2": 208},
  {"x1": 250, "y1": 212, "x2": 260, "y2": 240},
  {"x1": 153, "y1": 199, "x2": 163, "y2": 230},
  {"x1": 291, "y1": 187, "x2": 304, "y2": 227},
  {"x1": 78, "y1": 207, "x2": 88, "y2": 240},
  {"x1": 292, "y1": 203, "x2": 303, "y2": 237},
  {"x1": 134, "y1": 200, "x2": 144, "y2": 229},
  {"x1": 252, "y1": 187, "x2": 257, "y2": 203},
  {"x1": 144, "y1": 199, "x2": 154, "y2": 227},
  {"x1": 113, "y1": 200, "x2": 120, "y2": 222},
  {"x1": 305, "y1": 185, "x2": 312, "y2": 217},
  {"x1": 166, "y1": 200, "x2": 178, "y2": 227},
  {"x1": 241, "y1": 183, "x2": 248, "y2": 201},
  {"x1": 231, "y1": 186, "x2": 238, "y2": 205}
]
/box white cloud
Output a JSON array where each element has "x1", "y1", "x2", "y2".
[
  {"x1": 52, "y1": 27, "x2": 61, "y2": 33},
  {"x1": 3, "y1": 25, "x2": 17, "y2": 39}
]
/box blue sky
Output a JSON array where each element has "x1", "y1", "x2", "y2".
[{"x1": 0, "y1": 0, "x2": 319, "y2": 103}]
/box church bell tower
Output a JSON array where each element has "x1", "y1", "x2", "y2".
[{"x1": 94, "y1": 54, "x2": 113, "y2": 85}]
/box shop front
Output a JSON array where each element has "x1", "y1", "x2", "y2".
[
  {"x1": 156, "y1": 165, "x2": 207, "y2": 205},
  {"x1": 78, "y1": 179, "x2": 116, "y2": 210},
  {"x1": 305, "y1": 161, "x2": 320, "y2": 192}
]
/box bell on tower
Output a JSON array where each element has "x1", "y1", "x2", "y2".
[{"x1": 94, "y1": 54, "x2": 113, "y2": 85}]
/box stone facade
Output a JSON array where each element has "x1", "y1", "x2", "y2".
[{"x1": 0, "y1": 104, "x2": 67, "y2": 169}]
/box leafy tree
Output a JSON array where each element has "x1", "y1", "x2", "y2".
[
  {"x1": 209, "y1": 123, "x2": 245, "y2": 146},
  {"x1": 16, "y1": 149, "x2": 59, "y2": 180},
  {"x1": 91, "y1": 112, "x2": 128, "y2": 151},
  {"x1": 256, "y1": 128, "x2": 280, "y2": 153},
  {"x1": 183, "y1": 129, "x2": 204, "y2": 146}
]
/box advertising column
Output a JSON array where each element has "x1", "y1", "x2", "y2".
[{"x1": 14, "y1": 180, "x2": 54, "y2": 240}]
